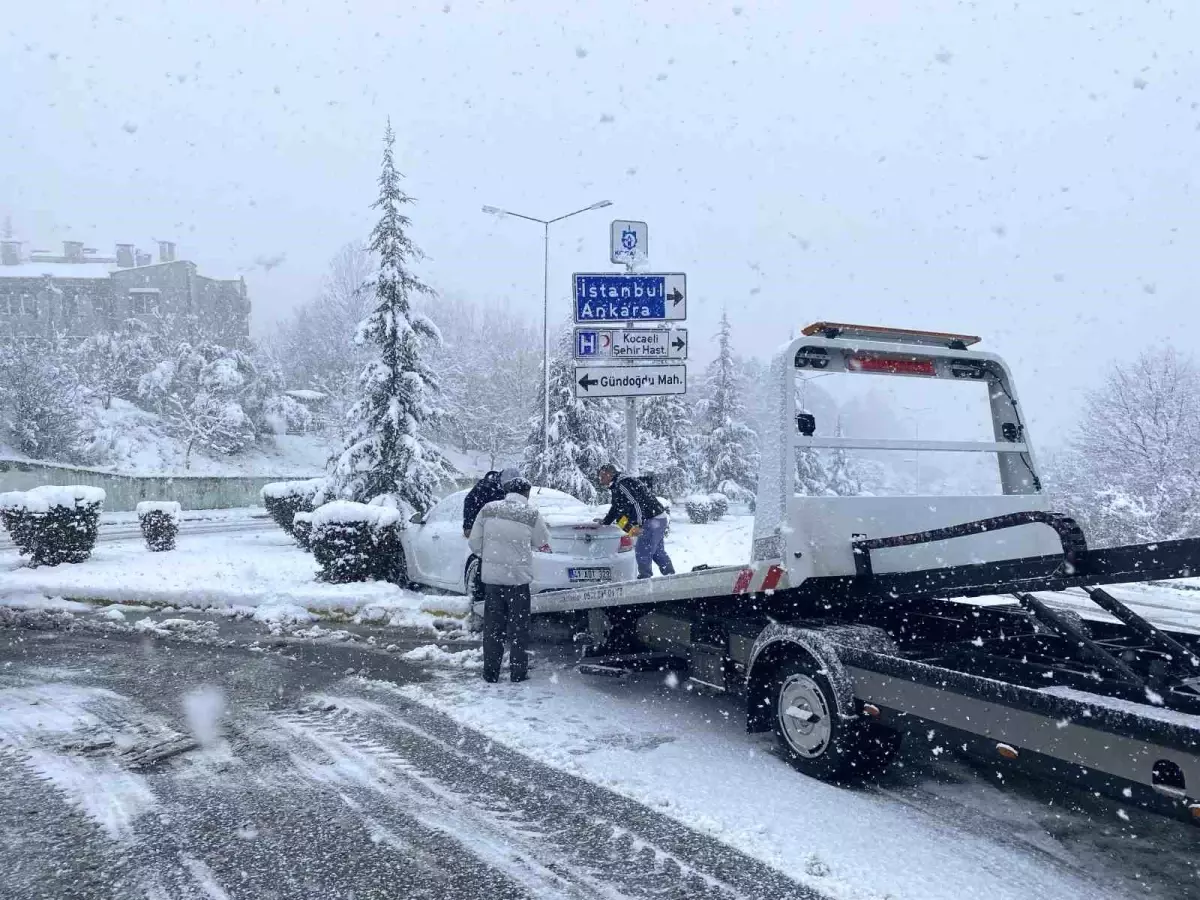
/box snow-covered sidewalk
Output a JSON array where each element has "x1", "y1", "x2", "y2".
[{"x1": 0, "y1": 527, "x2": 460, "y2": 627}]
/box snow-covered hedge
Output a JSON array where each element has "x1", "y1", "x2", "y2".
[
  {"x1": 292, "y1": 511, "x2": 314, "y2": 551},
  {"x1": 0, "y1": 490, "x2": 44, "y2": 556},
  {"x1": 708, "y1": 492, "x2": 729, "y2": 520},
  {"x1": 684, "y1": 494, "x2": 715, "y2": 524},
  {"x1": 0, "y1": 485, "x2": 105, "y2": 565},
  {"x1": 136, "y1": 500, "x2": 181, "y2": 552},
  {"x1": 310, "y1": 501, "x2": 405, "y2": 584},
  {"x1": 260, "y1": 478, "x2": 328, "y2": 536}
]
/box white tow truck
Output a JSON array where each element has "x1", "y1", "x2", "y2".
[{"x1": 531, "y1": 322, "x2": 1200, "y2": 823}]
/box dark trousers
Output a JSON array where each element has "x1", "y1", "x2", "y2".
[{"x1": 482, "y1": 583, "x2": 531, "y2": 683}]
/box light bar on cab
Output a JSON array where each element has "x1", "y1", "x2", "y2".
[
  {"x1": 802, "y1": 322, "x2": 981, "y2": 348},
  {"x1": 846, "y1": 354, "x2": 937, "y2": 377}
]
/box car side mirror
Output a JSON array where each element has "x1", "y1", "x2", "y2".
[{"x1": 409, "y1": 512, "x2": 425, "y2": 525}]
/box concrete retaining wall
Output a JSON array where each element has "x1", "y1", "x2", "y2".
[
  {"x1": 0, "y1": 458, "x2": 314, "y2": 512},
  {"x1": 0, "y1": 458, "x2": 478, "y2": 512}
]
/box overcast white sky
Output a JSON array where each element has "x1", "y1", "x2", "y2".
[{"x1": 3, "y1": 0, "x2": 1198, "y2": 443}]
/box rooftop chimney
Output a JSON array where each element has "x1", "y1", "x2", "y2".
[
  {"x1": 135, "y1": 250, "x2": 152, "y2": 267},
  {"x1": 115, "y1": 243, "x2": 135, "y2": 268},
  {"x1": 158, "y1": 240, "x2": 176, "y2": 263},
  {"x1": 1, "y1": 240, "x2": 19, "y2": 266},
  {"x1": 63, "y1": 240, "x2": 84, "y2": 262}
]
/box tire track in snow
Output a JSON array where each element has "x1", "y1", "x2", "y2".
[{"x1": 276, "y1": 698, "x2": 819, "y2": 900}]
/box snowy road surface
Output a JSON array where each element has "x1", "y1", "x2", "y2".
[
  {"x1": 1, "y1": 616, "x2": 1197, "y2": 900},
  {"x1": 0, "y1": 627, "x2": 819, "y2": 900}
]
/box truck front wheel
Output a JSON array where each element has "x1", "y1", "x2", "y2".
[{"x1": 773, "y1": 659, "x2": 898, "y2": 782}]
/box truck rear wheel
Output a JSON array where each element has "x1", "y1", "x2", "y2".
[{"x1": 773, "y1": 659, "x2": 898, "y2": 781}]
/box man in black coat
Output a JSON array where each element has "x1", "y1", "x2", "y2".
[
  {"x1": 596, "y1": 463, "x2": 675, "y2": 579},
  {"x1": 463, "y1": 468, "x2": 518, "y2": 615}
]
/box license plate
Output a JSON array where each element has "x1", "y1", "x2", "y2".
[{"x1": 569, "y1": 567, "x2": 612, "y2": 582}]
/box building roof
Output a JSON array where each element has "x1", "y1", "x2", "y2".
[{"x1": 0, "y1": 262, "x2": 118, "y2": 280}]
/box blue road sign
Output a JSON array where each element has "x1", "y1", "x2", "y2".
[
  {"x1": 576, "y1": 330, "x2": 599, "y2": 357},
  {"x1": 573, "y1": 273, "x2": 687, "y2": 323}
]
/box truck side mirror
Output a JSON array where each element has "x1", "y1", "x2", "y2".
[
  {"x1": 409, "y1": 512, "x2": 425, "y2": 525},
  {"x1": 796, "y1": 413, "x2": 816, "y2": 436}
]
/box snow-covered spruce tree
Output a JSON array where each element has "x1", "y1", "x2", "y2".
[
  {"x1": 638, "y1": 392, "x2": 695, "y2": 497},
  {"x1": 826, "y1": 417, "x2": 863, "y2": 497},
  {"x1": 523, "y1": 327, "x2": 620, "y2": 503},
  {"x1": 698, "y1": 312, "x2": 758, "y2": 500},
  {"x1": 328, "y1": 121, "x2": 453, "y2": 509}
]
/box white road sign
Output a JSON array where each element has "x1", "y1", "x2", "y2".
[
  {"x1": 574, "y1": 328, "x2": 688, "y2": 361},
  {"x1": 574, "y1": 364, "x2": 687, "y2": 399},
  {"x1": 610, "y1": 220, "x2": 648, "y2": 266}
]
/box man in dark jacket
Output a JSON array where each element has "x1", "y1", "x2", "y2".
[
  {"x1": 597, "y1": 463, "x2": 675, "y2": 579},
  {"x1": 463, "y1": 468, "x2": 517, "y2": 618},
  {"x1": 464, "y1": 469, "x2": 513, "y2": 537}
]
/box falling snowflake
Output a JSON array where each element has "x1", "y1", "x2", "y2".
[
  {"x1": 122, "y1": 121, "x2": 138, "y2": 134},
  {"x1": 576, "y1": 46, "x2": 589, "y2": 59},
  {"x1": 599, "y1": 113, "x2": 615, "y2": 124},
  {"x1": 1133, "y1": 77, "x2": 1148, "y2": 90},
  {"x1": 935, "y1": 50, "x2": 953, "y2": 64}
]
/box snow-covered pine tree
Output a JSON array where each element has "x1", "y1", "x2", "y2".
[
  {"x1": 698, "y1": 311, "x2": 759, "y2": 500},
  {"x1": 825, "y1": 416, "x2": 863, "y2": 496},
  {"x1": 523, "y1": 327, "x2": 620, "y2": 503},
  {"x1": 638, "y1": 392, "x2": 694, "y2": 497},
  {"x1": 329, "y1": 121, "x2": 453, "y2": 509}
]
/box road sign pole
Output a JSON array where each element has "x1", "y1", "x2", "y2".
[{"x1": 623, "y1": 261, "x2": 638, "y2": 475}]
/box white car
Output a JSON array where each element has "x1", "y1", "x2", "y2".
[{"x1": 401, "y1": 486, "x2": 637, "y2": 594}]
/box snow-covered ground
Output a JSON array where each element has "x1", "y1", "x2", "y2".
[
  {"x1": 4, "y1": 511, "x2": 1199, "y2": 635},
  {"x1": 382, "y1": 654, "x2": 1134, "y2": 900},
  {"x1": 0, "y1": 526, "x2": 462, "y2": 627}
]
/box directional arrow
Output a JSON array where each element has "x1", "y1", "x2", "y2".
[
  {"x1": 578, "y1": 373, "x2": 599, "y2": 392},
  {"x1": 671, "y1": 335, "x2": 686, "y2": 351},
  {"x1": 668, "y1": 287, "x2": 684, "y2": 307}
]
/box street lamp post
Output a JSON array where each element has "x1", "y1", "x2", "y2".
[{"x1": 482, "y1": 200, "x2": 612, "y2": 469}]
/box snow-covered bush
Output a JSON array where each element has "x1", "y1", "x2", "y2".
[
  {"x1": 0, "y1": 490, "x2": 43, "y2": 556},
  {"x1": 310, "y1": 501, "x2": 404, "y2": 584},
  {"x1": 3, "y1": 486, "x2": 105, "y2": 566},
  {"x1": 136, "y1": 501, "x2": 180, "y2": 552},
  {"x1": 292, "y1": 511, "x2": 313, "y2": 550},
  {"x1": 708, "y1": 492, "x2": 729, "y2": 520},
  {"x1": 260, "y1": 478, "x2": 329, "y2": 536},
  {"x1": 685, "y1": 494, "x2": 714, "y2": 524}
]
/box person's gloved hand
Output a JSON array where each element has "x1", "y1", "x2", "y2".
[
  {"x1": 628, "y1": 525, "x2": 642, "y2": 537},
  {"x1": 463, "y1": 529, "x2": 470, "y2": 538}
]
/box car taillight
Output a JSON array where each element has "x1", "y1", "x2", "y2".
[{"x1": 618, "y1": 535, "x2": 634, "y2": 552}]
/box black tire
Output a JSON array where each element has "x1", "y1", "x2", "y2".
[
  {"x1": 465, "y1": 557, "x2": 484, "y2": 632},
  {"x1": 772, "y1": 657, "x2": 897, "y2": 782}
]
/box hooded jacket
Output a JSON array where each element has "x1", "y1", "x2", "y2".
[
  {"x1": 468, "y1": 493, "x2": 552, "y2": 586},
  {"x1": 462, "y1": 471, "x2": 506, "y2": 534}
]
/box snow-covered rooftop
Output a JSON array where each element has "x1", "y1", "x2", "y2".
[{"x1": 0, "y1": 262, "x2": 118, "y2": 280}]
